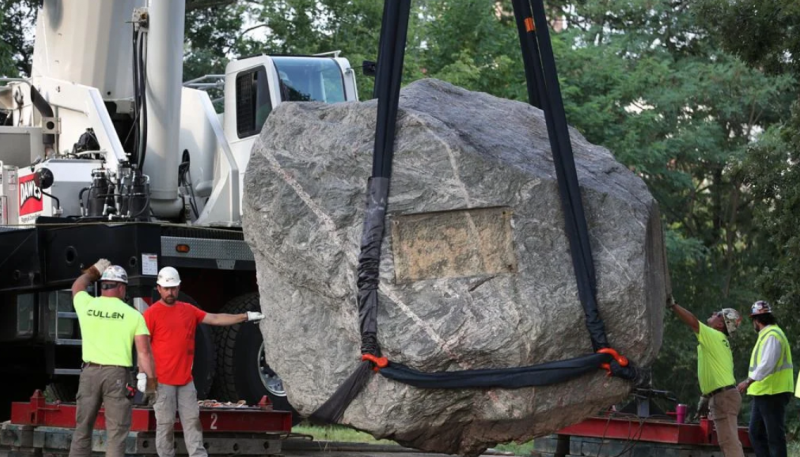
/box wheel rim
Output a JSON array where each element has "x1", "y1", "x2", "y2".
[{"x1": 258, "y1": 341, "x2": 287, "y2": 397}]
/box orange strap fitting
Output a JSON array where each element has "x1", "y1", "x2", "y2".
[
  {"x1": 597, "y1": 348, "x2": 629, "y2": 377},
  {"x1": 361, "y1": 354, "x2": 389, "y2": 372},
  {"x1": 524, "y1": 17, "x2": 535, "y2": 32}
]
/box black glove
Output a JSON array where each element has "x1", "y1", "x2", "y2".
[{"x1": 610, "y1": 360, "x2": 651, "y2": 388}]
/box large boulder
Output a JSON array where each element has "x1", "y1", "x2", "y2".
[{"x1": 243, "y1": 79, "x2": 666, "y2": 456}]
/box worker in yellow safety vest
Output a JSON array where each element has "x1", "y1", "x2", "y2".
[
  {"x1": 736, "y1": 300, "x2": 793, "y2": 457},
  {"x1": 669, "y1": 297, "x2": 744, "y2": 457}
]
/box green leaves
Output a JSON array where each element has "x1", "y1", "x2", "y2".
[
  {"x1": 698, "y1": 0, "x2": 800, "y2": 77},
  {"x1": 698, "y1": 2, "x2": 800, "y2": 415},
  {"x1": 0, "y1": 7, "x2": 15, "y2": 79},
  {"x1": 0, "y1": 0, "x2": 37, "y2": 78},
  {"x1": 742, "y1": 112, "x2": 800, "y2": 307},
  {"x1": 545, "y1": 0, "x2": 797, "y2": 406},
  {"x1": 183, "y1": 2, "x2": 248, "y2": 82}
]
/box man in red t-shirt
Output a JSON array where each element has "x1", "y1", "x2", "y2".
[{"x1": 144, "y1": 267, "x2": 264, "y2": 457}]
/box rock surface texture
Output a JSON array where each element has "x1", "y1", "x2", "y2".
[{"x1": 243, "y1": 79, "x2": 667, "y2": 456}]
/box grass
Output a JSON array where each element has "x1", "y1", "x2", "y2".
[
  {"x1": 291, "y1": 424, "x2": 396, "y2": 445},
  {"x1": 291, "y1": 424, "x2": 535, "y2": 455},
  {"x1": 493, "y1": 440, "x2": 536, "y2": 455}
]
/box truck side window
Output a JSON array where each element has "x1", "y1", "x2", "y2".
[{"x1": 235, "y1": 66, "x2": 272, "y2": 138}]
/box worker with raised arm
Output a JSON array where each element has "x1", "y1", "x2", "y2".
[
  {"x1": 144, "y1": 267, "x2": 265, "y2": 457},
  {"x1": 68, "y1": 259, "x2": 155, "y2": 457},
  {"x1": 668, "y1": 297, "x2": 744, "y2": 457},
  {"x1": 736, "y1": 301, "x2": 793, "y2": 457}
]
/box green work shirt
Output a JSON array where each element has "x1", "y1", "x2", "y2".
[
  {"x1": 73, "y1": 291, "x2": 149, "y2": 367},
  {"x1": 696, "y1": 323, "x2": 736, "y2": 395}
]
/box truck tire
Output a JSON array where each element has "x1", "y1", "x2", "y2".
[
  {"x1": 46, "y1": 378, "x2": 79, "y2": 402},
  {"x1": 175, "y1": 292, "x2": 216, "y2": 400},
  {"x1": 212, "y1": 293, "x2": 301, "y2": 423},
  {"x1": 192, "y1": 323, "x2": 216, "y2": 400}
]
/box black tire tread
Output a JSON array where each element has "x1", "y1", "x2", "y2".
[
  {"x1": 178, "y1": 292, "x2": 215, "y2": 400},
  {"x1": 212, "y1": 293, "x2": 300, "y2": 424},
  {"x1": 46, "y1": 380, "x2": 78, "y2": 402},
  {"x1": 213, "y1": 293, "x2": 259, "y2": 402}
]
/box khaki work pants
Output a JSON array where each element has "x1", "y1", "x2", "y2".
[
  {"x1": 709, "y1": 387, "x2": 745, "y2": 457},
  {"x1": 68, "y1": 365, "x2": 132, "y2": 457},
  {"x1": 153, "y1": 381, "x2": 208, "y2": 457}
]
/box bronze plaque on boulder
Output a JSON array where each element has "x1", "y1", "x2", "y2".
[{"x1": 391, "y1": 207, "x2": 516, "y2": 283}]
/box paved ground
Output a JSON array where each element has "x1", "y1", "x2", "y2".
[{"x1": 281, "y1": 440, "x2": 513, "y2": 457}]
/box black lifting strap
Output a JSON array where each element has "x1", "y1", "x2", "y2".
[
  {"x1": 310, "y1": 0, "x2": 410, "y2": 424},
  {"x1": 311, "y1": 0, "x2": 639, "y2": 425},
  {"x1": 513, "y1": 0, "x2": 607, "y2": 351}
]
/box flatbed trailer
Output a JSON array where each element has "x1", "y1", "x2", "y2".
[
  {"x1": 535, "y1": 414, "x2": 755, "y2": 457},
  {"x1": 1, "y1": 392, "x2": 512, "y2": 457},
  {"x1": 2, "y1": 390, "x2": 290, "y2": 456},
  {"x1": 5, "y1": 392, "x2": 755, "y2": 457}
]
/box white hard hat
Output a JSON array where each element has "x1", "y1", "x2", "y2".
[
  {"x1": 750, "y1": 300, "x2": 772, "y2": 317},
  {"x1": 720, "y1": 308, "x2": 742, "y2": 335},
  {"x1": 100, "y1": 265, "x2": 128, "y2": 284},
  {"x1": 157, "y1": 266, "x2": 181, "y2": 287}
]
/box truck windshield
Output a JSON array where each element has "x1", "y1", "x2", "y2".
[{"x1": 272, "y1": 57, "x2": 346, "y2": 103}]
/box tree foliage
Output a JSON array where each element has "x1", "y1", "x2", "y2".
[
  {"x1": 183, "y1": 2, "x2": 248, "y2": 82},
  {"x1": 698, "y1": 0, "x2": 800, "y2": 77},
  {"x1": 551, "y1": 0, "x2": 796, "y2": 408},
  {"x1": 697, "y1": 1, "x2": 800, "y2": 420},
  {"x1": 0, "y1": 0, "x2": 37, "y2": 78},
  {"x1": 0, "y1": 8, "x2": 15, "y2": 79}
]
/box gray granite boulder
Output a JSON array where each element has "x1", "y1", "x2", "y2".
[{"x1": 242, "y1": 79, "x2": 666, "y2": 456}]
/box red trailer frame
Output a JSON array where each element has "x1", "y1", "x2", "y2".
[
  {"x1": 557, "y1": 413, "x2": 752, "y2": 448},
  {"x1": 10, "y1": 390, "x2": 292, "y2": 434}
]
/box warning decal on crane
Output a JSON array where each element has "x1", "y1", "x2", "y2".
[{"x1": 19, "y1": 174, "x2": 43, "y2": 216}]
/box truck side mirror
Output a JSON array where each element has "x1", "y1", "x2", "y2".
[{"x1": 34, "y1": 167, "x2": 54, "y2": 190}]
